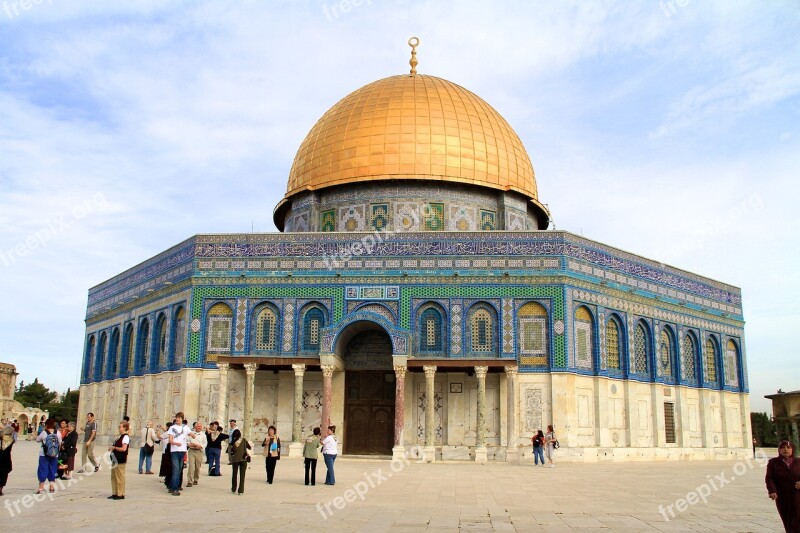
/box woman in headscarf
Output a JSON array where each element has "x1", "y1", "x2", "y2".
[
  {"x1": 0, "y1": 425, "x2": 14, "y2": 496},
  {"x1": 61, "y1": 422, "x2": 79, "y2": 480},
  {"x1": 765, "y1": 439, "x2": 800, "y2": 532}
]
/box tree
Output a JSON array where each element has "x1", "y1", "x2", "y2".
[
  {"x1": 751, "y1": 411, "x2": 778, "y2": 447},
  {"x1": 47, "y1": 389, "x2": 80, "y2": 422},
  {"x1": 14, "y1": 378, "x2": 57, "y2": 409}
]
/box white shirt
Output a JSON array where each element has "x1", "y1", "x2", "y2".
[
  {"x1": 163, "y1": 425, "x2": 191, "y2": 453},
  {"x1": 188, "y1": 429, "x2": 207, "y2": 451},
  {"x1": 321, "y1": 434, "x2": 338, "y2": 455}
]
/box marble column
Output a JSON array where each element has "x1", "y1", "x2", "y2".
[
  {"x1": 321, "y1": 365, "x2": 335, "y2": 430},
  {"x1": 475, "y1": 365, "x2": 489, "y2": 463},
  {"x1": 423, "y1": 365, "x2": 437, "y2": 463},
  {"x1": 216, "y1": 363, "x2": 229, "y2": 425},
  {"x1": 392, "y1": 365, "x2": 407, "y2": 460},
  {"x1": 504, "y1": 366, "x2": 519, "y2": 463},
  {"x1": 288, "y1": 364, "x2": 306, "y2": 457},
  {"x1": 243, "y1": 363, "x2": 257, "y2": 442}
]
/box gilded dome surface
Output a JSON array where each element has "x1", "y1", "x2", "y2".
[{"x1": 283, "y1": 74, "x2": 541, "y2": 202}]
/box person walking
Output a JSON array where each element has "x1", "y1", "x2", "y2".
[
  {"x1": 35, "y1": 418, "x2": 62, "y2": 494},
  {"x1": 321, "y1": 425, "x2": 338, "y2": 486},
  {"x1": 229, "y1": 428, "x2": 250, "y2": 495},
  {"x1": 0, "y1": 425, "x2": 14, "y2": 496},
  {"x1": 531, "y1": 429, "x2": 545, "y2": 466},
  {"x1": 78, "y1": 412, "x2": 99, "y2": 473},
  {"x1": 60, "y1": 422, "x2": 79, "y2": 480},
  {"x1": 765, "y1": 439, "x2": 800, "y2": 532},
  {"x1": 138, "y1": 421, "x2": 158, "y2": 475},
  {"x1": 303, "y1": 427, "x2": 321, "y2": 486},
  {"x1": 108, "y1": 421, "x2": 130, "y2": 500},
  {"x1": 544, "y1": 425, "x2": 557, "y2": 468},
  {"x1": 186, "y1": 421, "x2": 207, "y2": 487},
  {"x1": 205, "y1": 422, "x2": 228, "y2": 476},
  {"x1": 261, "y1": 425, "x2": 281, "y2": 484}
]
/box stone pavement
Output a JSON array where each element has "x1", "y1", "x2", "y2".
[{"x1": 0, "y1": 441, "x2": 784, "y2": 532}]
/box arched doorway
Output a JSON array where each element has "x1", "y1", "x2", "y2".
[{"x1": 341, "y1": 325, "x2": 395, "y2": 455}]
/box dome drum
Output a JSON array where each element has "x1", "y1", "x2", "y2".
[{"x1": 275, "y1": 74, "x2": 550, "y2": 231}]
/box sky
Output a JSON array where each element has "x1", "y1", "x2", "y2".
[{"x1": 0, "y1": 1, "x2": 797, "y2": 414}]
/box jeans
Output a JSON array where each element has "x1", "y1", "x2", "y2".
[
  {"x1": 533, "y1": 447, "x2": 544, "y2": 465},
  {"x1": 138, "y1": 447, "x2": 153, "y2": 473},
  {"x1": 231, "y1": 461, "x2": 247, "y2": 494},
  {"x1": 304, "y1": 458, "x2": 317, "y2": 485},
  {"x1": 169, "y1": 451, "x2": 185, "y2": 491},
  {"x1": 323, "y1": 453, "x2": 336, "y2": 485},
  {"x1": 208, "y1": 448, "x2": 222, "y2": 475}
]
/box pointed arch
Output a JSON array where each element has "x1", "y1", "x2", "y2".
[
  {"x1": 725, "y1": 339, "x2": 740, "y2": 388},
  {"x1": 96, "y1": 331, "x2": 107, "y2": 380},
  {"x1": 519, "y1": 302, "x2": 548, "y2": 367},
  {"x1": 574, "y1": 306, "x2": 595, "y2": 370},
  {"x1": 123, "y1": 323, "x2": 135, "y2": 375},
  {"x1": 659, "y1": 325, "x2": 676, "y2": 379},
  {"x1": 253, "y1": 303, "x2": 280, "y2": 352},
  {"x1": 109, "y1": 328, "x2": 120, "y2": 377},
  {"x1": 137, "y1": 318, "x2": 151, "y2": 374},
  {"x1": 84, "y1": 335, "x2": 96, "y2": 381},
  {"x1": 155, "y1": 313, "x2": 168, "y2": 369},
  {"x1": 704, "y1": 336, "x2": 719, "y2": 385},
  {"x1": 171, "y1": 306, "x2": 187, "y2": 367},
  {"x1": 681, "y1": 331, "x2": 698, "y2": 384},
  {"x1": 207, "y1": 302, "x2": 233, "y2": 353},
  {"x1": 418, "y1": 303, "x2": 446, "y2": 355},
  {"x1": 632, "y1": 320, "x2": 651, "y2": 376},
  {"x1": 467, "y1": 303, "x2": 497, "y2": 356},
  {"x1": 605, "y1": 315, "x2": 623, "y2": 371}
]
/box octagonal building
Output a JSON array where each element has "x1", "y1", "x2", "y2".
[{"x1": 78, "y1": 47, "x2": 751, "y2": 462}]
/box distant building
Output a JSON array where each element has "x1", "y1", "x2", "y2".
[
  {"x1": 78, "y1": 40, "x2": 750, "y2": 461},
  {"x1": 765, "y1": 390, "x2": 800, "y2": 450},
  {"x1": 0, "y1": 362, "x2": 49, "y2": 434}
]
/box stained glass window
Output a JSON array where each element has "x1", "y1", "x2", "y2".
[
  {"x1": 659, "y1": 328, "x2": 674, "y2": 378},
  {"x1": 704, "y1": 338, "x2": 718, "y2": 383},
  {"x1": 606, "y1": 318, "x2": 621, "y2": 370},
  {"x1": 470, "y1": 307, "x2": 494, "y2": 353},
  {"x1": 96, "y1": 332, "x2": 107, "y2": 378},
  {"x1": 479, "y1": 210, "x2": 496, "y2": 231},
  {"x1": 302, "y1": 307, "x2": 325, "y2": 352},
  {"x1": 156, "y1": 314, "x2": 168, "y2": 367},
  {"x1": 725, "y1": 340, "x2": 739, "y2": 387},
  {"x1": 124, "y1": 324, "x2": 134, "y2": 373},
  {"x1": 682, "y1": 334, "x2": 696, "y2": 381},
  {"x1": 255, "y1": 307, "x2": 277, "y2": 351},
  {"x1": 85, "y1": 335, "x2": 95, "y2": 380},
  {"x1": 137, "y1": 319, "x2": 150, "y2": 371},
  {"x1": 519, "y1": 302, "x2": 548, "y2": 366},
  {"x1": 419, "y1": 307, "x2": 444, "y2": 353},
  {"x1": 633, "y1": 323, "x2": 649, "y2": 374},
  {"x1": 173, "y1": 307, "x2": 186, "y2": 366},
  {"x1": 320, "y1": 209, "x2": 335, "y2": 232},
  {"x1": 109, "y1": 329, "x2": 120, "y2": 376},
  {"x1": 207, "y1": 303, "x2": 232, "y2": 352},
  {"x1": 574, "y1": 306, "x2": 593, "y2": 370}
]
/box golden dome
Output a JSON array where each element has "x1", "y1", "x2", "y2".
[{"x1": 279, "y1": 74, "x2": 548, "y2": 221}]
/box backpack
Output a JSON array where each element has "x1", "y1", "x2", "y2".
[{"x1": 43, "y1": 432, "x2": 59, "y2": 458}]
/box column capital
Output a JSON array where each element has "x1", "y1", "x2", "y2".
[
  {"x1": 292, "y1": 363, "x2": 306, "y2": 377},
  {"x1": 423, "y1": 365, "x2": 437, "y2": 377},
  {"x1": 321, "y1": 364, "x2": 336, "y2": 378},
  {"x1": 474, "y1": 365, "x2": 489, "y2": 379},
  {"x1": 393, "y1": 365, "x2": 407, "y2": 379},
  {"x1": 217, "y1": 362, "x2": 229, "y2": 372},
  {"x1": 244, "y1": 362, "x2": 258, "y2": 375},
  {"x1": 504, "y1": 365, "x2": 519, "y2": 377}
]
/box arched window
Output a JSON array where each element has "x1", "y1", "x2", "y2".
[
  {"x1": 96, "y1": 332, "x2": 107, "y2": 379},
  {"x1": 137, "y1": 319, "x2": 151, "y2": 373},
  {"x1": 659, "y1": 327, "x2": 675, "y2": 378},
  {"x1": 682, "y1": 333, "x2": 697, "y2": 382},
  {"x1": 254, "y1": 306, "x2": 278, "y2": 351},
  {"x1": 605, "y1": 317, "x2": 622, "y2": 371},
  {"x1": 124, "y1": 324, "x2": 134, "y2": 374},
  {"x1": 172, "y1": 307, "x2": 186, "y2": 366},
  {"x1": 109, "y1": 328, "x2": 120, "y2": 376},
  {"x1": 574, "y1": 306, "x2": 594, "y2": 370},
  {"x1": 85, "y1": 335, "x2": 96, "y2": 381},
  {"x1": 156, "y1": 313, "x2": 168, "y2": 368},
  {"x1": 207, "y1": 303, "x2": 233, "y2": 353},
  {"x1": 725, "y1": 340, "x2": 740, "y2": 387},
  {"x1": 469, "y1": 305, "x2": 496, "y2": 355},
  {"x1": 633, "y1": 322, "x2": 650, "y2": 375},
  {"x1": 704, "y1": 337, "x2": 719, "y2": 384},
  {"x1": 302, "y1": 307, "x2": 326, "y2": 352},
  {"x1": 519, "y1": 302, "x2": 548, "y2": 367},
  {"x1": 419, "y1": 306, "x2": 445, "y2": 354}
]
